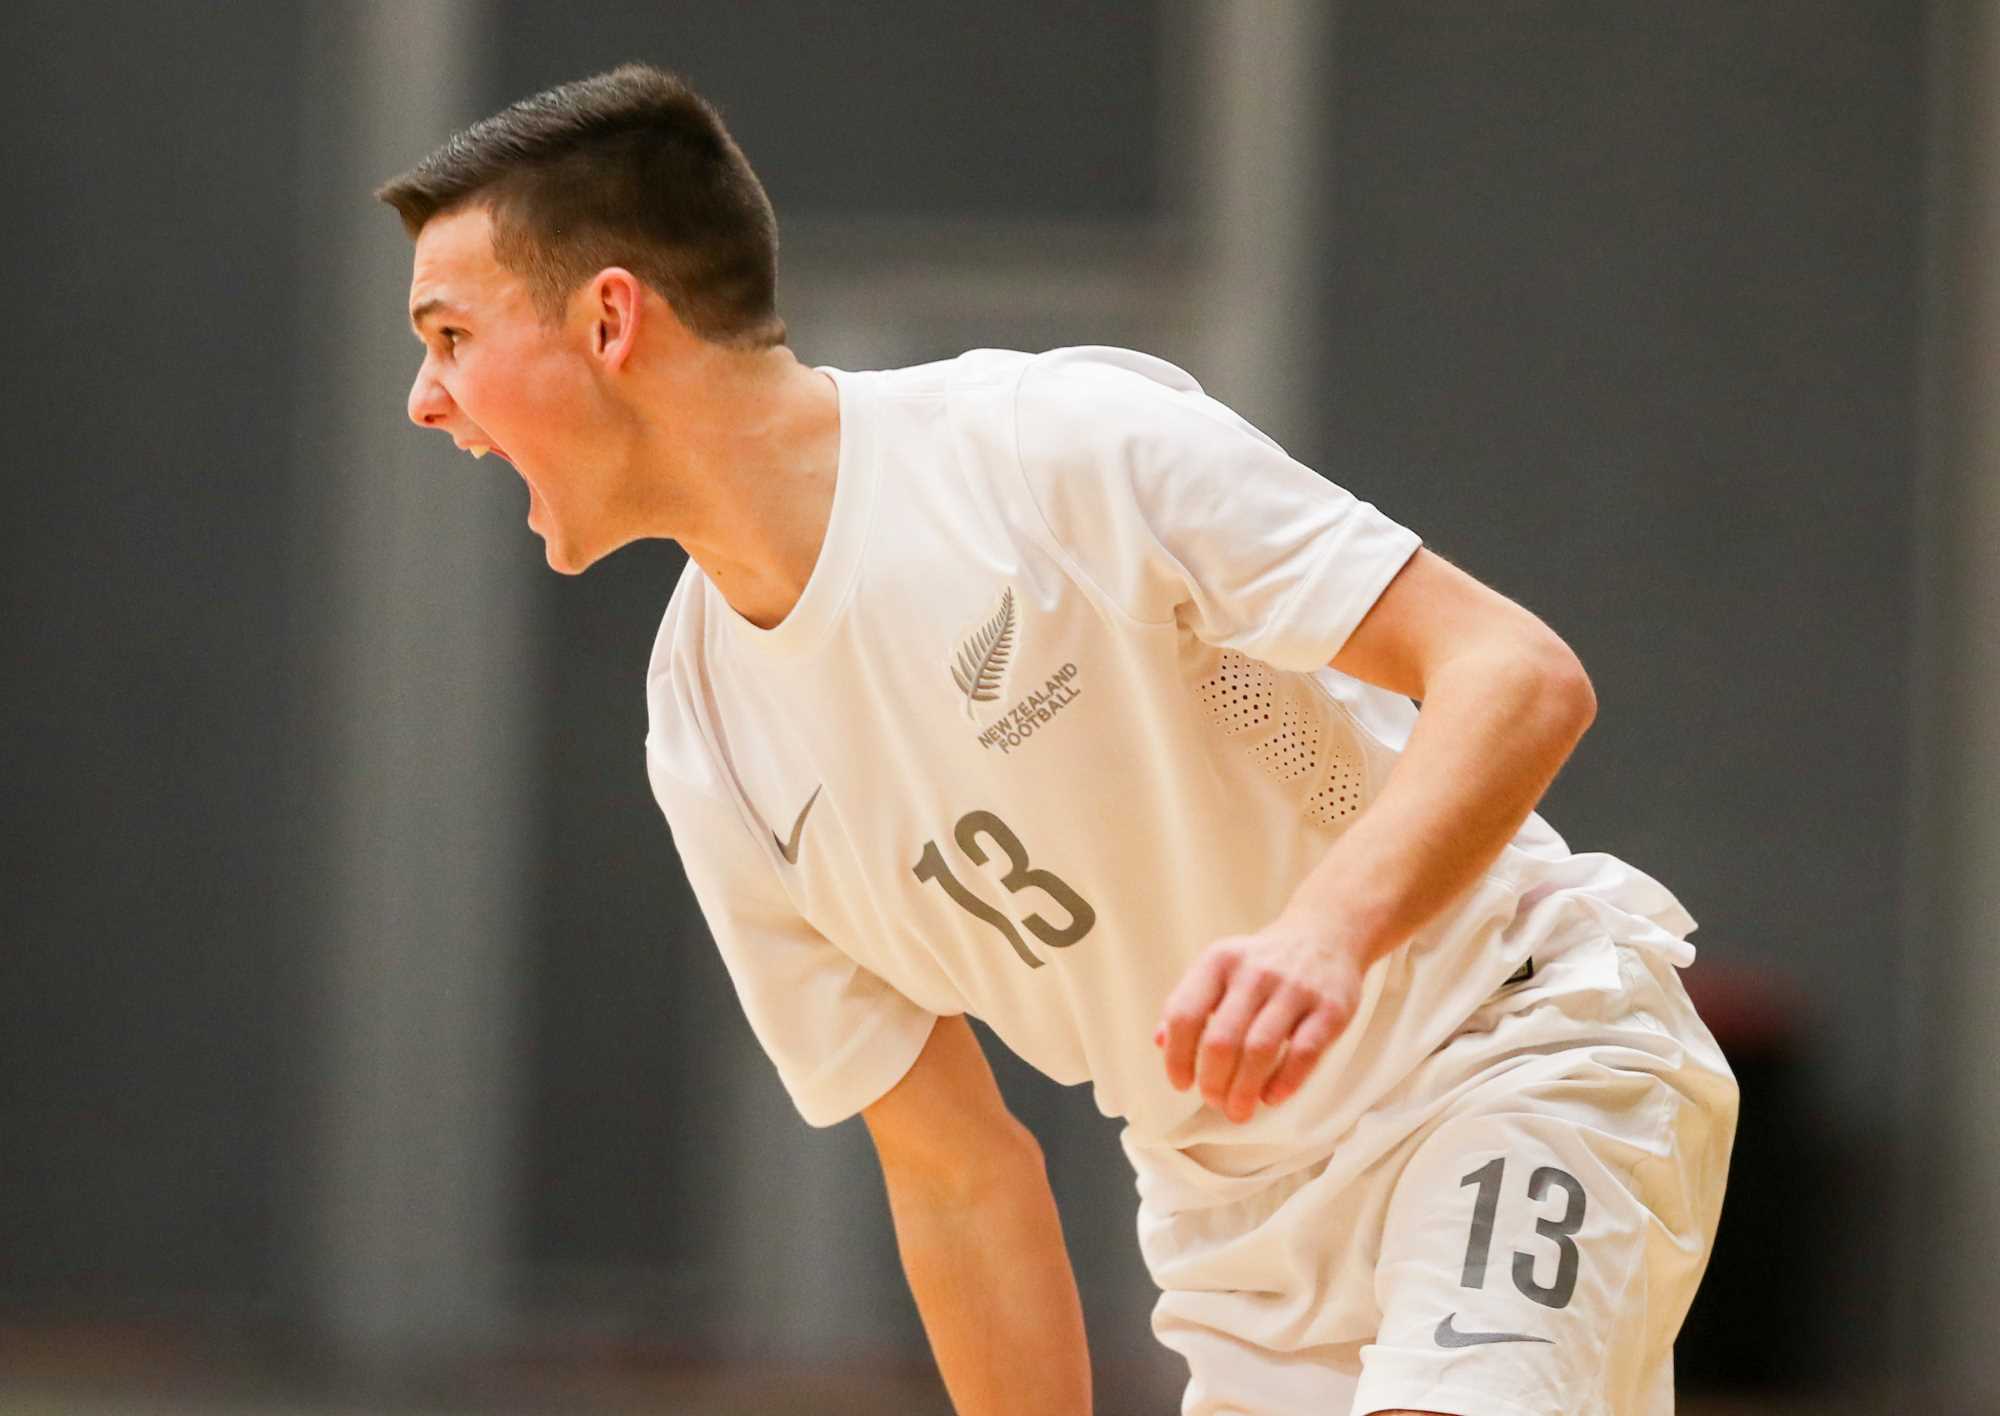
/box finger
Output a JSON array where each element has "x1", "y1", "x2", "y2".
[
  {"x1": 1159, "y1": 947, "x2": 1235, "y2": 1091},
  {"x1": 1194, "y1": 967, "x2": 1282, "y2": 1113},
  {"x1": 1259, "y1": 1003, "x2": 1349, "y2": 1106},
  {"x1": 1224, "y1": 986, "x2": 1316, "y2": 1123}
]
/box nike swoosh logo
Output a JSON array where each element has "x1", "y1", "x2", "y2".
[
  {"x1": 772, "y1": 785, "x2": 822, "y2": 865},
  {"x1": 1434, "y1": 1312, "x2": 1553, "y2": 1348}
]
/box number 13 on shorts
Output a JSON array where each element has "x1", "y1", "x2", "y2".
[{"x1": 1458, "y1": 1155, "x2": 1587, "y2": 1310}]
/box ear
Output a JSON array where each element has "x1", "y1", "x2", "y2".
[{"x1": 585, "y1": 267, "x2": 644, "y2": 370}]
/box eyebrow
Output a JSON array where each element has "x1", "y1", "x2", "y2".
[{"x1": 409, "y1": 297, "x2": 464, "y2": 335}]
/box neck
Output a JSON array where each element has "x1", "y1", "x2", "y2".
[{"x1": 652, "y1": 346, "x2": 842, "y2": 631}]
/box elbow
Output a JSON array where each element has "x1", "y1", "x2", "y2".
[
  {"x1": 879, "y1": 1119, "x2": 1045, "y2": 1211},
  {"x1": 1498, "y1": 632, "x2": 1594, "y2": 739},
  {"x1": 1542, "y1": 645, "x2": 1597, "y2": 739},
  {"x1": 1433, "y1": 634, "x2": 1597, "y2": 738}
]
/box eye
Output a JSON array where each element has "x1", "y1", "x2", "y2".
[{"x1": 440, "y1": 327, "x2": 464, "y2": 349}]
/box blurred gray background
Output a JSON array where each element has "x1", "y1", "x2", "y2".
[{"x1": 4, "y1": 1, "x2": 1994, "y2": 1413}]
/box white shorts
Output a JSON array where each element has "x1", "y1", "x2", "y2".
[{"x1": 1136, "y1": 916, "x2": 1740, "y2": 1416}]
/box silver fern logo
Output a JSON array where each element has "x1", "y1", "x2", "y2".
[{"x1": 950, "y1": 586, "x2": 1017, "y2": 720}]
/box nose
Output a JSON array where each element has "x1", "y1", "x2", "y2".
[{"x1": 407, "y1": 359, "x2": 453, "y2": 430}]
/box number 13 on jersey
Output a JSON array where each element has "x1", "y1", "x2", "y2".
[{"x1": 913, "y1": 809, "x2": 1097, "y2": 969}]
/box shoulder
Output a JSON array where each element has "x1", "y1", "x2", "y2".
[
  {"x1": 644, "y1": 555, "x2": 709, "y2": 698},
  {"x1": 856, "y1": 347, "x2": 1035, "y2": 406},
  {"x1": 1010, "y1": 345, "x2": 1284, "y2": 469},
  {"x1": 1013, "y1": 345, "x2": 1205, "y2": 423},
  {"x1": 879, "y1": 345, "x2": 1211, "y2": 425},
  {"x1": 643, "y1": 559, "x2": 727, "y2": 800},
  {"x1": 851, "y1": 346, "x2": 1220, "y2": 455}
]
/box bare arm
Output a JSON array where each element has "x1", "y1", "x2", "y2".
[
  {"x1": 1287, "y1": 548, "x2": 1596, "y2": 968},
  {"x1": 864, "y1": 1015, "x2": 1092, "y2": 1416},
  {"x1": 1158, "y1": 548, "x2": 1598, "y2": 1119}
]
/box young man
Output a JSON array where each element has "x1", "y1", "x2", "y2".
[{"x1": 381, "y1": 64, "x2": 1737, "y2": 1416}]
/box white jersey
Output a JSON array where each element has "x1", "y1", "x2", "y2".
[{"x1": 643, "y1": 346, "x2": 1698, "y2": 1190}]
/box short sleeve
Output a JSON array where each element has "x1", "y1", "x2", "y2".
[
  {"x1": 644, "y1": 732, "x2": 938, "y2": 1128},
  {"x1": 1012, "y1": 348, "x2": 1421, "y2": 672}
]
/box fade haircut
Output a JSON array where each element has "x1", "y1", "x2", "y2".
[{"x1": 376, "y1": 63, "x2": 785, "y2": 348}]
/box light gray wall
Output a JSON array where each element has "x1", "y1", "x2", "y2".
[{"x1": 288, "y1": 0, "x2": 534, "y2": 1377}]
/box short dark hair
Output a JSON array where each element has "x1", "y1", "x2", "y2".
[{"x1": 376, "y1": 63, "x2": 785, "y2": 348}]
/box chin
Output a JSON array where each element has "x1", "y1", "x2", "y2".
[{"x1": 540, "y1": 530, "x2": 605, "y2": 576}]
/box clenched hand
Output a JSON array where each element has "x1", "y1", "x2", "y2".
[{"x1": 1153, "y1": 924, "x2": 1365, "y2": 1123}]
